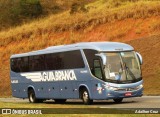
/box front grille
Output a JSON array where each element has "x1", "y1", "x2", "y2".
[{"x1": 115, "y1": 86, "x2": 140, "y2": 91}]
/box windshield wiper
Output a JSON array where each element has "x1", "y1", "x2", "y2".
[{"x1": 125, "y1": 65, "x2": 136, "y2": 81}]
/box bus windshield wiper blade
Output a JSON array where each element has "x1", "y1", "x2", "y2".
[{"x1": 126, "y1": 67, "x2": 136, "y2": 80}]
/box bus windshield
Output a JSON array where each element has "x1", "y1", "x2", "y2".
[{"x1": 104, "y1": 51, "x2": 141, "y2": 83}]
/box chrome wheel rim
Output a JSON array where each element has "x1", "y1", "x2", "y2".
[{"x1": 83, "y1": 91, "x2": 88, "y2": 102}]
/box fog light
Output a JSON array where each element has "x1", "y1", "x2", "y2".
[{"x1": 108, "y1": 93, "x2": 111, "y2": 96}]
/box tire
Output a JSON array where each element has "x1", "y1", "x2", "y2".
[
  {"x1": 28, "y1": 89, "x2": 41, "y2": 103},
  {"x1": 54, "y1": 99, "x2": 67, "y2": 104},
  {"x1": 81, "y1": 88, "x2": 93, "y2": 105},
  {"x1": 113, "y1": 98, "x2": 123, "y2": 103}
]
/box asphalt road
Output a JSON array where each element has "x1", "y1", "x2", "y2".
[{"x1": 0, "y1": 96, "x2": 160, "y2": 108}]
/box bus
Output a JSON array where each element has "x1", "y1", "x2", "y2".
[{"x1": 10, "y1": 42, "x2": 143, "y2": 105}]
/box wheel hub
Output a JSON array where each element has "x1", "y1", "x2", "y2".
[{"x1": 83, "y1": 91, "x2": 88, "y2": 101}]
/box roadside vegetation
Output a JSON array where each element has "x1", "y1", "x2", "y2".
[
  {"x1": 0, "y1": 0, "x2": 160, "y2": 96},
  {"x1": 0, "y1": 0, "x2": 95, "y2": 31},
  {"x1": 0, "y1": 0, "x2": 160, "y2": 47}
]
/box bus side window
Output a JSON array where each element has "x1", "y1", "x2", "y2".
[
  {"x1": 83, "y1": 49, "x2": 98, "y2": 75},
  {"x1": 11, "y1": 58, "x2": 20, "y2": 72},
  {"x1": 20, "y1": 57, "x2": 29, "y2": 72},
  {"x1": 29, "y1": 55, "x2": 45, "y2": 72},
  {"x1": 93, "y1": 59, "x2": 103, "y2": 80}
]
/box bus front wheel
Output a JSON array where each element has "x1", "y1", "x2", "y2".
[
  {"x1": 81, "y1": 88, "x2": 93, "y2": 105},
  {"x1": 113, "y1": 98, "x2": 123, "y2": 103}
]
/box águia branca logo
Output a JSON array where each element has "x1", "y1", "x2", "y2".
[{"x1": 21, "y1": 70, "x2": 77, "y2": 82}]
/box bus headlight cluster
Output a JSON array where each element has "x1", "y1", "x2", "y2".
[
  {"x1": 106, "y1": 86, "x2": 118, "y2": 91},
  {"x1": 109, "y1": 87, "x2": 118, "y2": 91},
  {"x1": 105, "y1": 84, "x2": 143, "y2": 91},
  {"x1": 136, "y1": 84, "x2": 143, "y2": 90}
]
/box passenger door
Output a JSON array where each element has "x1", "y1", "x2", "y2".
[{"x1": 91, "y1": 59, "x2": 106, "y2": 99}]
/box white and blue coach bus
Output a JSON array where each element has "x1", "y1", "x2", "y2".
[{"x1": 10, "y1": 42, "x2": 143, "y2": 105}]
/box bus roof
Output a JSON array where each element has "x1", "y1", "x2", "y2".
[{"x1": 11, "y1": 42, "x2": 134, "y2": 58}]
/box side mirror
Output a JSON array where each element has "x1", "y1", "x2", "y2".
[
  {"x1": 95, "y1": 53, "x2": 107, "y2": 66},
  {"x1": 136, "y1": 52, "x2": 143, "y2": 65}
]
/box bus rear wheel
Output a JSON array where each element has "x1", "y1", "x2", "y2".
[
  {"x1": 54, "y1": 99, "x2": 67, "y2": 104},
  {"x1": 113, "y1": 98, "x2": 123, "y2": 103},
  {"x1": 81, "y1": 88, "x2": 93, "y2": 105},
  {"x1": 28, "y1": 89, "x2": 43, "y2": 103}
]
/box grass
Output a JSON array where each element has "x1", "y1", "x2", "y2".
[
  {"x1": 0, "y1": 17, "x2": 160, "y2": 96},
  {"x1": 0, "y1": 101, "x2": 90, "y2": 108}
]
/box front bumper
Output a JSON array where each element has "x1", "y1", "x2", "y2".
[{"x1": 106, "y1": 87, "x2": 143, "y2": 99}]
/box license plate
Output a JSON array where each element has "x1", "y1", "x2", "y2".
[{"x1": 125, "y1": 92, "x2": 132, "y2": 96}]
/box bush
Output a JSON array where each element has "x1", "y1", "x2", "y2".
[
  {"x1": 70, "y1": 3, "x2": 88, "y2": 14},
  {"x1": 20, "y1": 0, "x2": 42, "y2": 17},
  {"x1": 51, "y1": 5, "x2": 62, "y2": 14},
  {"x1": 10, "y1": 2, "x2": 21, "y2": 25},
  {"x1": 104, "y1": 0, "x2": 140, "y2": 8}
]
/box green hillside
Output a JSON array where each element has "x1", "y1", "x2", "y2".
[{"x1": 0, "y1": 0, "x2": 160, "y2": 96}]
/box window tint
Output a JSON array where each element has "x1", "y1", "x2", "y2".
[
  {"x1": 20, "y1": 57, "x2": 29, "y2": 72},
  {"x1": 11, "y1": 50, "x2": 85, "y2": 72},
  {"x1": 29, "y1": 55, "x2": 45, "y2": 71},
  {"x1": 64, "y1": 50, "x2": 84, "y2": 69},
  {"x1": 93, "y1": 60, "x2": 103, "y2": 79},
  {"x1": 83, "y1": 49, "x2": 98, "y2": 72},
  {"x1": 45, "y1": 50, "x2": 85, "y2": 70},
  {"x1": 84, "y1": 49, "x2": 104, "y2": 80},
  {"x1": 45, "y1": 53, "x2": 63, "y2": 70},
  {"x1": 11, "y1": 57, "x2": 29, "y2": 72}
]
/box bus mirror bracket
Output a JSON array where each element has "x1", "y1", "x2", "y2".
[
  {"x1": 136, "y1": 52, "x2": 143, "y2": 65},
  {"x1": 95, "y1": 53, "x2": 107, "y2": 66}
]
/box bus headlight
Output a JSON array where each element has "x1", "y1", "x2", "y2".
[
  {"x1": 109, "y1": 87, "x2": 118, "y2": 91},
  {"x1": 106, "y1": 86, "x2": 118, "y2": 91},
  {"x1": 136, "y1": 84, "x2": 143, "y2": 90}
]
